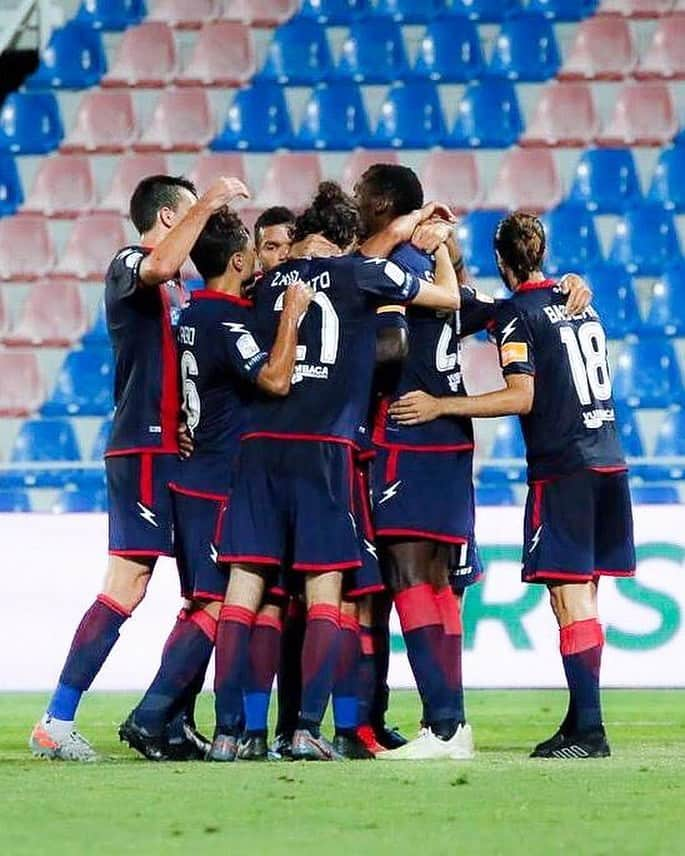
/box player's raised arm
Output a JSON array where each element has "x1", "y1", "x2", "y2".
[
  {"x1": 409, "y1": 243, "x2": 460, "y2": 311},
  {"x1": 358, "y1": 201, "x2": 455, "y2": 258}
]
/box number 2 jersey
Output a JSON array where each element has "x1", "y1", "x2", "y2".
[{"x1": 492, "y1": 279, "x2": 626, "y2": 482}]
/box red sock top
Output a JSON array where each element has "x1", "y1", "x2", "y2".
[
  {"x1": 340, "y1": 612, "x2": 360, "y2": 633},
  {"x1": 434, "y1": 586, "x2": 463, "y2": 636},
  {"x1": 189, "y1": 609, "x2": 218, "y2": 641},
  {"x1": 395, "y1": 584, "x2": 442, "y2": 633},
  {"x1": 560, "y1": 618, "x2": 604, "y2": 656},
  {"x1": 219, "y1": 604, "x2": 256, "y2": 627},
  {"x1": 307, "y1": 603, "x2": 340, "y2": 626},
  {"x1": 254, "y1": 612, "x2": 283, "y2": 632},
  {"x1": 96, "y1": 593, "x2": 132, "y2": 619}
]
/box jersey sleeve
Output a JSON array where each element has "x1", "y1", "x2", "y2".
[
  {"x1": 217, "y1": 314, "x2": 269, "y2": 384},
  {"x1": 493, "y1": 300, "x2": 535, "y2": 377},
  {"x1": 375, "y1": 303, "x2": 408, "y2": 332},
  {"x1": 460, "y1": 284, "x2": 501, "y2": 337},
  {"x1": 352, "y1": 256, "x2": 421, "y2": 303},
  {"x1": 105, "y1": 246, "x2": 148, "y2": 301}
]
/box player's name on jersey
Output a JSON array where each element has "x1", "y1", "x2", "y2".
[
  {"x1": 270, "y1": 268, "x2": 331, "y2": 291},
  {"x1": 543, "y1": 304, "x2": 600, "y2": 325},
  {"x1": 583, "y1": 407, "x2": 616, "y2": 429}
]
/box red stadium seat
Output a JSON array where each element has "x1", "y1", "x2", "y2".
[
  {"x1": 0, "y1": 216, "x2": 55, "y2": 281},
  {"x1": 635, "y1": 13, "x2": 685, "y2": 79},
  {"x1": 177, "y1": 21, "x2": 256, "y2": 87},
  {"x1": 0, "y1": 351, "x2": 45, "y2": 416},
  {"x1": 102, "y1": 22, "x2": 178, "y2": 88},
  {"x1": 53, "y1": 214, "x2": 127, "y2": 280},
  {"x1": 521, "y1": 82, "x2": 599, "y2": 147},
  {"x1": 597, "y1": 82, "x2": 678, "y2": 146},
  {"x1": 559, "y1": 15, "x2": 636, "y2": 80},
  {"x1": 420, "y1": 151, "x2": 483, "y2": 214},
  {"x1": 4, "y1": 280, "x2": 87, "y2": 346},
  {"x1": 0, "y1": 287, "x2": 7, "y2": 336},
  {"x1": 134, "y1": 89, "x2": 214, "y2": 152},
  {"x1": 22, "y1": 155, "x2": 96, "y2": 218},
  {"x1": 147, "y1": 0, "x2": 221, "y2": 28},
  {"x1": 598, "y1": 0, "x2": 675, "y2": 16},
  {"x1": 254, "y1": 153, "x2": 322, "y2": 209},
  {"x1": 486, "y1": 147, "x2": 562, "y2": 213},
  {"x1": 230, "y1": 0, "x2": 300, "y2": 27},
  {"x1": 61, "y1": 90, "x2": 137, "y2": 154},
  {"x1": 188, "y1": 153, "x2": 247, "y2": 192},
  {"x1": 100, "y1": 153, "x2": 169, "y2": 215},
  {"x1": 339, "y1": 149, "x2": 399, "y2": 193}
]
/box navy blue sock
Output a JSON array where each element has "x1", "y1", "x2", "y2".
[
  {"x1": 332, "y1": 612, "x2": 360, "y2": 734},
  {"x1": 357, "y1": 625, "x2": 375, "y2": 727},
  {"x1": 560, "y1": 619, "x2": 604, "y2": 733},
  {"x1": 298, "y1": 604, "x2": 341, "y2": 738},
  {"x1": 244, "y1": 612, "x2": 282, "y2": 735},
  {"x1": 275, "y1": 599, "x2": 305, "y2": 738},
  {"x1": 214, "y1": 605, "x2": 254, "y2": 737}
]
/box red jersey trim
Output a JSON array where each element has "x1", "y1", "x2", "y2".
[
  {"x1": 242, "y1": 431, "x2": 357, "y2": 447},
  {"x1": 517, "y1": 278, "x2": 556, "y2": 292},
  {"x1": 105, "y1": 446, "x2": 179, "y2": 458},
  {"x1": 191, "y1": 590, "x2": 226, "y2": 603},
  {"x1": 376, "y1": 527, "x2": 468, "y2": 545},
  {"x1": 108, "y1": 549, "x2": 174, "y2": 558},
  {"x1": 192, "y1": 289, "x2": 253, "y2": 307},
  {"x1": 218, "y1": 553, "x2": 281, "y2": 567},
  {"x1": 345, "y1": 583, "x2": 386, "y2": 599},
  {"x1": 527, "y1": 465, "x2": 629, "y2": 484},
  {"x1": 292, "y1": 559, "x2": 362, "y2": 572},
  {"x1": 168, "y1": 482, "x2": 228, "y2": 503}
]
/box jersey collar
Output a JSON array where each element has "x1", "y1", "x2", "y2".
[
  {"x1": 517, "y1": 278, "x2": 556, "y2": 293},
  {"x1": 192, "y1": 289, "x2": 253, "y2": 307}
]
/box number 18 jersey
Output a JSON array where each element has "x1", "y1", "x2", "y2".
[{"x1": 493, "y1": 280, "x2": 626, "y2": 481}]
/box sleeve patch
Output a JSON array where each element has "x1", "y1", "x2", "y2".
[
  {"x1": 500, "y1": 342, "x2": 529, "y2": 366},
  {"x1": 376, "y1": 304, "x2": 406, "y2": 316},
  {"x1": 382, "y1": 260, "x2": 406, "y2": 287},
  {"x1": 236, "y1": 332, "x2": 260, "y2": 360}
]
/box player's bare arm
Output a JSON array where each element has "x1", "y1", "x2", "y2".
[
  {"x1": 255, "y1": 281, "x2": 314, "y2": 396},
  {"x1": 290, "y1": 233, "x2": 341, "y2": 259},
  {"x1": 139, "y1": 177, "x2": 250, "y2": 287},
  {"x1": 409, "y1": 243, "x2": 461, "y2": 311},
  {"x1": 358, "y1": 202, "x2": 456, "y2": 258}
]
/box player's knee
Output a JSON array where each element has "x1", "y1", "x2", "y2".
[
  {"x1": 548, "y1": 581, "x2": 597, "y2": 627},
  {"x1": 224, "y1": 563, "x2": 268, "y2": 611},
  {"x1": 103, "y1": 555, "x2": 154, "y2": 612},
  {"x1": 305, "y1": 570, "x2": 342, "y2": 608},
  {"x1": 187, "y1": 598, "x2": 222, "y2": 621}
]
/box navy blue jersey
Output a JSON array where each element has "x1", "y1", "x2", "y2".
[
  {"x1": 247, "y1": 255, "x2": 420, "y2": 444},
  {"x1": 493, "y1": 280, "x2": 626, "y2": 481},
  {"x1": 105, "y1": 245, "x2": 187, "y2": 455},
  {"x1": 177, "y1": 290, "x2": 268, "y2": 457}
]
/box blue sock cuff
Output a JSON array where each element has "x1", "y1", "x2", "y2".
[
  {"x1": 47, "y1": 683, "x2": 83, "y2": 721},
  {"x1": 332, "y1": 695, "x2": 358, "y2": 730},
  {"x1": 243, "y1": 691, "x2": 270, "y2": 732}
]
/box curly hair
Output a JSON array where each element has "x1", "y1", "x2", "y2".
[
  {"x1": 494, "y1": 212, "x2": 547, "y2": 283},
  {"x1": 190, "y1": 206, "x2": 249, "y2": 281},
  {"x1": 293, "y1": 181, "x2": 360, "y2": 250}
]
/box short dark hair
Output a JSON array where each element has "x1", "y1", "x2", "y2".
[
  {"x1": 129, "y1": 174, "x2": 197, "y2": 234},
  {"x1": 293, "y1": 182, "x2": 359, "y2": 249},
  {"x1": 190, "y1": 207, "x2": 249, "y2": 281},
  {"x1": 254, "y1": 206, "x2": 295, "y2": 244},
  {"x1": 358, "y1": 164, "x2": 423, "y2": 217},
  {"x1": 494, "y1": 212, "x2": 546, "y2": 283}
]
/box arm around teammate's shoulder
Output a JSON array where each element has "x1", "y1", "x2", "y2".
[{"x1": 409, "y1": 244, "x2": 460, "y2": 311}]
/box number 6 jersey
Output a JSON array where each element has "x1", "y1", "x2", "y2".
[{"x1": 493, "y1": 279, "x2": 626, "y2": 481}]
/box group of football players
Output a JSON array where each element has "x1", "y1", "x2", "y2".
[{"x1": 29, "y1": 161, "x2": 635, "y2": 764}]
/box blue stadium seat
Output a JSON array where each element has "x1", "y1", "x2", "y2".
[
  {"x1": 614, "y1": 403, "x2": 645, "y2": 458},
  {"x1": 10, "y1": 418, "x2": 81, "y2": 488},
  {"x1": 25, "y1": 22, "x2": 107, "y2": 90},
  {"x1": 298, "y1": 0, "x2": 367, "y2": 24},
  {"x1": 0, "y1": 92, "x2": 64, "y2": 154},
  {"x1": 411, "y1": 15, "x2": 484, "y2": 83},
  {"x1": 0, "y1": 489, "x2": 31, "y2": 511},
  {"x1": 527, "y1": 0, "x2": 598, "y2": 19},
  {"x1": 479, "y1": 417, "x2": 526, "y2": 483},
  {"x1": 294, "y1": 82, "x2": 370, "y2": 150},
  {"x1": 568, "y1": 149, "x2": 641, "y2": 214},
  {"x1": 53, "y1": 486, "x2": 108, "y2": 513},
  {"x1": 456, "y1": 209, "x2": 506, "y2": 277},
  {"x1": 363, "y1": 0, "x2": 443, "y2": 23},
  {"x1": 608, "y1": 204, "x2": 682, "y2": 276},
  {"x1": 41, "y1": 348, "x2": 114, "y2": 417},
  {"x1": 612, "y1": 340, "x2": 683, "y2": 409},
  {"x1": 650, "y1": 410, "x2": 685, "y2": 481},
  {"x1": 257, "y1": 18, "x2": 333, "y2": 85},
  {"x1": 449, "y1": 0, "x2": 522, "y2": 21},
  {"x1": 445, "y1": 81, "x2": 523, "y2": 148},
  {"x1": 648, "y1": 146, "x2": 685, "y2": 213},
  {"x1": 335, "y1": 20, "x2": 409, "y2": 84},
  {"x1": 475, "y1": 484, "x2": 516, "y2": 505},
  {"x1": 541, "y1": 205, "x2": 602, "y2": 275},
  {"x1": 487, "y1": 14, "x2": 560, "y2": 82},
  {"x1": 0, "y1": 153, "x2": 23, "y2": 216},
  {"x1": 584, "y1": 263, "x2": 642, "y2": 338},
  {"x1": 645, "y1": 265, "x2": 685, "y2": 337},
  {"x1": 210, "y1": 84, "x2": 295, "y2": 151},
  {"x1": 365, "y1": 82, "x2": 446, "y2": 149},
  {"x1": 91, "y1": 418, "x2": 113, "y2": 460},
  {"x1": 75, "y1": 0, "x2": 146, "y2": 30},
  {"x1": 630, "y1": 484, "x2": 680, "y2": 505},
  {"x1": 81, "y1": 301, "x2": 108, "y2": 346}
]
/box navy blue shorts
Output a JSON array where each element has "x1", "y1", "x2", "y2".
[
  {"x1": 449, "y1": 534, "x2": 484, "y2": 595},
  {"x1": 522, "y1": 469, "x2": 636, "y2": 584},
  {"x1": 106, "y1": 452, "x2": 178, "y2": 557},
  {"x1": 344, "y1": 456, "x2": 385, "y2": 600},
  {"x1": 219, "y1": 437, "x2": 361, "y2": 574}
]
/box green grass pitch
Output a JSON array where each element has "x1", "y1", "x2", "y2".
[{"x1": 1, "y1": 690, "x2": 684, "y2": 856}]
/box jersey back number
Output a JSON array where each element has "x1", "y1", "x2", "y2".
[{"x1": 559, "y1": 321, "x2": 612, "y2": 406}]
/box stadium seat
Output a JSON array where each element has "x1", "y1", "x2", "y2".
[
  {"x1": 75, "y1": 0, "x2": 147, "y2": 30},
  {"x1": 102, "y1": 22, "x2": 177, "y2": 88},
  {"x1": 335, "y1": 20, "x2": 409, "y2": 83},
  {"x1": 0, "y1": 287, "x2": 6, "y2": 336},
  {"x1": 0, "y1": 216, "x2": 55, "y2": 281},
  {"x1": 339, "y1": 149, "x2": 399, "y2": 193},
  {"x1": 567, "y1": 148, "x2": 641, "y2": 213},
  {"x1": 449, "y1": 0, "x2": 523, "y2": 21},
  {"x1": 177, "y1": 21, "x2": 256, "y2": 87},
  {"x1": 479, "y1": 417, "x2": 527, "y2": 483},
  {"x1": 42, "y1": 348, "x2": 114, "y2": 416},
  {"x1": 258, "y1": 18, "x2": 333, "y2": 85},
  {"x1": 644, "y1": 265, "x2": 685, "y2": 336},
  {"x1": 608, "y1": 204, "x2": 681, "y2": 275},
  {"x1": 294, "y1": 82, "x2": 370, "y2": 150},
  {"x1": 521, "y1": 82, "x2": 599, "y2": 147},
  {"x1": 630, "y1": 485, "x2": 680, "y2": 504},
  {"x1": 0, "y1": 351, "x2": 45, "y2": 416},
  {"x1": 22, "y1": 155, "x2": 96, "y2": 218},
  {"x1": 598, "y1": 0, "x2": 674, "y2": 15},
  {"x1": 11, "y1": 418, "x2": 81, "y2": 463},
  {"x1": 4, "y1": 280, "x2": 88, "y2": 347},
  {"x1": 597, "y1": 82, "x2": 677, "y2": 146},
  {"x1": 234, "y1": 0, "x2": 300, "y2": 27},
  {"x1": 420, "y1": 151, "x2": 484, "y2": 214},
  {"x1": 135, "y1": 89, "x2": 214, "y2": 152},
  {"x1": 25, "y1": 22, "x2": 107, "y2": 90},
  {"x1": 53, "y1": 486, "x2": 108, "y2": 513},
  {"x1": 614, "y1": 403, "x2": 645, "y2": 457},
  {"x1": 584, "y1": 263, "x2": 641, "y2": 338},
  {"x1": 210, "y1": 83, "x2": 295, "y2": 151},
  {"x1": 0, "y1": 489, "x2": 31, "y2": 511},
  {"x1": 188, "y1": 153, "x2": 247, "y2": 192},
  {"x1": 410, "y1": 15, "x2": 484, "y2": 83},
  {"x1": 528, "y1": 0, "x2": 599, "y2": 19},
  {"x1": 649, "y1": 410, "x2": 685, "y2": 480},
  {"x1": 100, "y1": 153, "x2": 169, "y2": 215},
  {"x1": 82, "y1": 300, "x2": 109, "y2": 345},
  {"x1": 0, "y1": 153, "x2": 23, "y2": 216},
  {"x1": 541, "y1": 205, "x2": 602, "y2": 274},
  {"x1": 365, "y1": 82, "x2": 446, "y2": 149},
  {"x1": 299, "y1": 0, "x2": 367, "y2": 24},
  {"x1": 612, "y1": 340, "x2": 683, "y2": 408},
  {"x1": 475, "y1": 484, "x2": 516, "y2": 505},
  {"x1": 53, "y1": 214, "x2": 127, "y2": 281},
  {"x1": 486, "y1": 147, "x2": 562, "y2": 213},
  {"x1": 364, "y1": 0, "x2": 443, "y2": 23},
  {"x1": 255, "y1": 153, "x2": 322, "y2": 209},
  {"x1": 446, "y1": 81, "x2": 523, "y2": 149},
  {"x1": 91, "y1": 417, "x2": 113, "y2": 459},
  {"x1": 61, "y1": 89, "x2": 137, "y2": 153},
  {"x1": 559, "y1": 15, "x2": 636, "y2": 80},
  {"x1": 0, "y1": 92, "x2": 64, "y2": 155},
  {"x1": 635, "y1": 13, "x2": 685, "y2": 79},
  {"x1": 487, "y1": 14, "x2": 560, "y2": 82},
  {"x1": 648, "y1": 146, "x2": 685, "y2": 211},
  {"x1": 456, "y1": 210, "x2": 506, "y2": 277},
  {"x1": 147, "y1": 0, "x2": 221, "y2": 28}
]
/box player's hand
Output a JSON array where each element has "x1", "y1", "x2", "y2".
[
  {"x1": 411, "y1": 218, "x2": 453, "y2": 253},
  {"x1": 290, "y1": 233, "x2": 341, "y2": 259},
  {"x1": 559, "y1": 273, "x2": 593, "y2": 317},
  {"x1": 177, "y1": 420, "x2": 194, "y2": 459},
  {"x1": 420, "y1": 201, "x2": 457, "y2": 224},
  {"x1": 283, "y1": 280, "x2": 315, "y2": 317},
  {"x1": 388, "y1": 390, "x2": 444, "y2": 426},
  {"x1": 201, "y1": 176, "x2": 250, "y2": 212}
]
